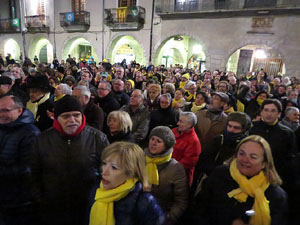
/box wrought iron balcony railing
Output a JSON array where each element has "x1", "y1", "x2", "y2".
[
  {"x1": 25, "y1": 14, "x2": 49, "y2": 32},
  {"x1": 0, "y1": 18, "x2": 21, "y2": 33},
  {"x1": 60, "y1": 11, "x2": 90, "y2": 32},
  {"x1": 104, "y1": 6, "x2": 145, "y2": 31}
]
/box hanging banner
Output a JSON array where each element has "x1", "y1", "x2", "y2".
[
  {"x1": 129, "y1": 6, "x2": 138, "y2": 18},
  {"x1": 11, "y1": 18, "x2": 20, "y2": 27},
  {"x1": 65, "y1": 12, "x2": 75, "y2": 23},
  {"x1": 117, "y1": 7, "x2": 127, "y2": 23}
]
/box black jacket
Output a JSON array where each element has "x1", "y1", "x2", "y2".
[
  {"x1": 0, "y1": 109, "x2": 40, "y2": 207},
  {"x1": 113, "y1": 90, "x2": 130, "y2": 107},
  {"x1": 107, "y1": 131, "x2": 135, "y2": 144},
  {"x1": 113, "y1": 182, "x2": 166, "y2": 225},
  {"x1": 96, "y1": 91, "x2": 121, "y2": 116},
  {"x1": 31, "y1": 125, "x2": 109, "y2": 225},
  {"x1": 84, "y1": 100, "x2": 104, "y2": 131},
  {"x1": 191, "y1": 166, "x2": 288, "y2": 225}
]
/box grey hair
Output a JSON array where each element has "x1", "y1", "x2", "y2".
[
  {"x1": 285, "y1": 106, "x2": 299, "y2": 116},
  {"x1": 57, "y1": 83, "x2": 72, "y2": 95},
  {"x1": 132, "y1": 89, "x2": 144, "y2": 100},
  {"x1": 74, "y1": 85, "x2": 91, "y2": 99},
  {"x1": 2, "y1": 72, "x2": 15, "y2": 81},
  {"x1": 100, "y1": 81, "x2": 111, "y2": 91},
  {"x1": 164, "y1": 83, "x2": 175, "y2": 94},
  {"x1": 180, "y1": 111, "x2": 197, "y2": 127},
  {"x1": 160, "y1": 93, "x2": 172, "y2": 103}
]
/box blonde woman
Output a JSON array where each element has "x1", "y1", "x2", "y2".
[
  {"x1": 90, "y1": 142, "x2": 165, "y2": 225},
  {"x1": 145, "y1": 83, "x2": 161, "y2": 111},
  {"x1": 107, "y1": 111, "x2": 134, "y2": 143},
  {"x1": 191, "y1": 135, "x2": 287, "y2": 225}
]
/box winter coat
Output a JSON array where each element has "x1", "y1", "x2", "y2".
[
  {"x1": 84, "y1": 100, "x2": 104, "y2": 131},
  {"x1": 190, "y1": 165, "x2": 288, "y2": 225},
  {"x1": 195, "y1": 109, "x2": 227, "y2": 149},
  {"x1": 172, "y1": 128, "x2": 202, "y2": 186},
  {"x1": 30, "y1": 125, "x2": 109, "y2": 225},
  {"x1": 150, "y1": 158, "x2": 189, "y2": 225},
  {"x1": 113, "y1": 182, "x2": 166, "y2": 225},
  {"x1": 113, "y1": 90, "x2": 130, "y2": 107},
  {"x1": 149, "y1": 103, "x2": 179, "y2": 132},
  {"x1": 96, "y1": 91, "x2": 120, "y2": 116},
  {"x1": 121, "y1": 104, "x2": 150, "y2": 144},
  {"x1": 0, "y1": 109, "x2": 40, "y2": 207},
  {"x1": 250, "y1": 120, "x2": 298, "y2": 192},
  {"x1": 35, "y1": 98, "x2": 54, "y2": 131},
  {"x1": 106, "y1": 131, "x2": 135, "y2": 143}
]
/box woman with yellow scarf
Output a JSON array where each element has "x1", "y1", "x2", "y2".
[
  {"x1": 190, "y1": 135, "x2": 288, "y2": 225},
  {"x1": 89, "y1": 142, "x2": 165, "y2": 225},
  {"x1": 145, "y1": 126, "x2": 189, "y2": 225}
]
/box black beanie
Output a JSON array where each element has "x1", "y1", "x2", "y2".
[
  {"x1": 54, "y1": 95, "x2": 82, "y2": 118},
  {"x1": 150, "y1": 126, "x2": 176, "y2": 149},
  {"x1": 0, "y1": 76, "x2": 12, "y2": 85}
]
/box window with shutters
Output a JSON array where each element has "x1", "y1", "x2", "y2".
[
  {"x1": 72, "y1": 0, "x2": 86, "y2": 12},
  {"x1": 119, "y1": 0, "x2": 137, "y2": 7}
]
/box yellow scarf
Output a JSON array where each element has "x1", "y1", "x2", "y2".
[
  {"x1": 89, "y1": 178, "x2": 137, "y2": 225},
  {"x1": 224, "y1": 106, "x2": 235, "y2": 115},
  {"x1": 227, "y1": 159, "x2": 270, "y2": 225},
  {"x1": 262, "y1": 118, "x2": 278, "y2": 126},
  {"x1": 237, "y1": 100, "x2": 245, "y2": 112},
  {"x1": 54, "y1": 94, "x2": 65, "y2": 102},
  {"x1": 191, "y1": 102, "x2": 206, "y2": 114},
  {"x1": 257, "y1": 98, "x2": 264, "y2": 106},
  {"x1": 172, "y1": 98, "x2": 184, "y2": 108},
  {"x1": 179, "y1": 81, "x2": 186, "y2": 89},
  {"x1": 146, "y1": 153, "x2": 172, "y2": 185},
  {"x1": 185, "y1": 91, "x2": 196, "y2": 102},
  {"x1": 26, "y1": 93, "x2": 50, "y2": 120}
]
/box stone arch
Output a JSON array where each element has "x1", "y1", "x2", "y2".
[
  {"x1": 106, "y1": 33, "x2": 146, "y2": 65},
  {"x1": 153, "y1": 33, "x2": 207, "y2": 70},
  {"x1": 61, "y1": 36, "x2": 99, "y2": 63},
  {"x1": 0, "y1": 38, "x2": 21, "y2": 61},
  {"x1": 226, "y1": 37, "x2": 287, "y2": 76},
  {"x1": 28, "y1": 36, "x2": 53, "y2": 63}
]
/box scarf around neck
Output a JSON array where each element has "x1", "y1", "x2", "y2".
[
  {"x1": 53, "y1": 114, "x2": 86, "y2": 137},
  {"x1": 227, "y1": 159, "x2": 270, "y2": 225},
  {"x1": 191, "y1": 102, "x2": 206, "y2": 113},
  {"x1": 172, "y1": 97, "x2": 184, "y2": 108},
  {"x1": 26, "y1": 92, "x2": 50, "y2": 119},
  {"x1": 145, "y1": 148, "x2": 172, "y2": 185},
  {"x1": 89, "y1": 178, "x2": 137, "y2": 225}
]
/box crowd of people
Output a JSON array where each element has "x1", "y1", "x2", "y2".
[{"x1": 0, "y1": 54, "x2": 300, "y2": 225}]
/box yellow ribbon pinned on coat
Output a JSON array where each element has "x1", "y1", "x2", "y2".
[
  {"x1": 146, "y1": 153, "x2": 172, "y2": 185},
  {"x1": 89, "y1": 178, "x2": 137, "y2": 225},
  {"x1": 227, "y1": 159, "x2": 271, "y2": 225}
]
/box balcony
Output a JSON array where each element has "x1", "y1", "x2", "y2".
[
  {"x1": 0, "y1": 18, "x2": 21, "y2": 33},
  {"x1": 156, "y1": 0, "x2": 300, "y2": 19},
  {"x1": 60, "y1": 11, "x2": 90, "y2": 32},
  {"x1": 104, "y1": 6, "x2": 145, "y2": 31},
  {"x1": 25, "y1": 15, "x2": 49, "y2": 33}
]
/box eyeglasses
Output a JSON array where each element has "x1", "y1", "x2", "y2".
[
  {"x1": 98, "y1": 88, "x2": 108, "y2": 91},
  {"x1": 0, "y1": 107, "x2": 19, "y2": 113}
]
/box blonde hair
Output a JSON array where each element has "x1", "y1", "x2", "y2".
[
  {"x1": 101, "y1": 142, "x2": 149, "y2": 190},
  {"x1": 230, "y1": 135, "x2": 282, "y2": 185},
  {"x1": 148, "y1": 83, "x2": 161, "y2": 96},
  {"x1": 107, "y1": 111, "x2": 133, "y2": 133}
]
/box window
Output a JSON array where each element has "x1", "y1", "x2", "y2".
[
  {"x1": 119, "y1": 0, "x2": 137, "y2": 7},
  {"x1": 244, "y1": 0, "x2": 277, "y2": 8},
  {"x1": 175, "y1": 0, "x2": 198, "y2": 12},
  {"x1": 72, "y1": 0, "x2": 86, "y2": 12}
]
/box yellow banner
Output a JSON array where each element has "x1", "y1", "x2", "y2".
[{"x1": 117, "y1": 7, "x2": 127, "y2": 23}]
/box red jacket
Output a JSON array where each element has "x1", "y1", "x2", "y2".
[{"x1": 172, "y1": 128, "x2": 202, "y2": 186}]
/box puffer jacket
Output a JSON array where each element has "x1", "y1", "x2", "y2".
[
  {"x1": 114, "y1": 182, "x2": 166, "y2": 225},
  {"x1": 30, "y1": 125, "x2": 109, "y2": 225},
  {"x1": 0, "y1": 109, "x2": 40, "y2": 207},
  {"x1": 120, "y1": 104, "x2": 150, "y2": 144}
]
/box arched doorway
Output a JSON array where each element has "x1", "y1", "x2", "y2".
[
  {"x1": 107, "y1": 35, "x2": 146, "y2": 65},
  {"x1": 227, "y1": 44, "x2": 285, "y2": 76},
  {"x1": 154, "y1": 35, "x2": 206, "y2": 71},
  {"x1": 28, "y1": 38, "x2": 53, "y2": 63},
  {"x1": 62, "y1": 37, "x2": 98, "y2": 63},
  {"x1": 3, "y1": 39, "x2": 21, "y2": 61}
]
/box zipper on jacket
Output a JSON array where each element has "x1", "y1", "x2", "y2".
[{"x1": 67, "y1": 139, "x2": 71, "y2": 145}]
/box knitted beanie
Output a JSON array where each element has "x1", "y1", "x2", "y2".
[
  {"x1": 0, "y1": 76, "x2": 12, "y2": 85},
  {"x1": 150, "y1": 126, "x2": 176, "y2": 149},
  {"x1": 182, "y1": 73, "x2": 190, "y2": 80},
  {"x1": 54, "y1": 95, "x2": 82, "y2": 118},
  {"x1": 126, "y1": 79, "x2": 135, "y2": 89},
  {"x1": 228, "y1": 112, "x2": 252, "y2": 132}
]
